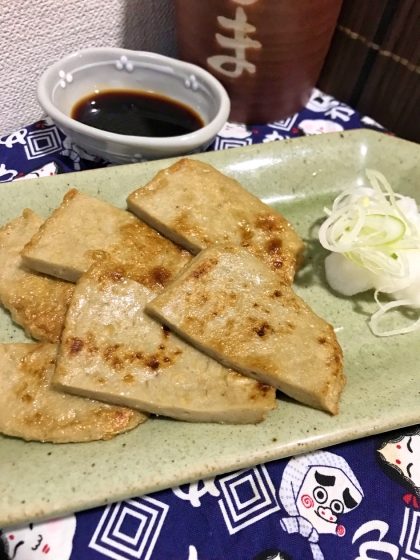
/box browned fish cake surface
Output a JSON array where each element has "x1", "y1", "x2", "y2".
[
  {"x1": 0, "y1": 342, "x2": 147, "y2": 442},
  {"x1": 21, "y1": 189, "x2": 191, "y2": 283},
  {"x1": 0, "y1": 210, "x2": 73, "y2": 342},
  {"x1": 147, "y1": 245, "x2": 346, "y2": 415},
  {"x1": 127, "y1": 158, "x2": 305, "y2": 285},
  {"x1": 53, "y1": 257, "x2": 277, "y2": 424}
]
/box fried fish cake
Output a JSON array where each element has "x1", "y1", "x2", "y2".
[
  {"x1": 0, "y1": 210, "x2": 73, "y2": 342},
  {"x1": 53, "y1": 258, "x2": 276, "y2": 424},
  {"x1": 0, "y1": 343, "x2": 147, "y2": 442},
  {"x1": 147, "y1": 245, "x2": 346, "y2": 415},
  {"x1": 127, "y1": 158, "x2": 304, "y2": 285},
  {"x1": 21, "y1": 189, "x2": 191, "y2": 283}
]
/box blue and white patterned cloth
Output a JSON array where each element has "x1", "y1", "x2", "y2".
[{"x1": 2, "y1": 89, "x2": 414, "y2": 560}]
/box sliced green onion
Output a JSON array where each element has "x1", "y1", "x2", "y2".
[
  {"x1": 360, "y1": 214, "x2": 406, "y2": 246},
  {"x1": 319, "y1": 169, "x2": 420, "y2": 337},
  {"x1": 370, "y1": 298, "x2": 420, "y2": 337}
]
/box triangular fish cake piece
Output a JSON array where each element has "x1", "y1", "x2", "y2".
[
  {"x1": 0, "y1": 210, "x2": 73, "y2": 342},
  {"x1": 0, "y1": 343, "x2": 146, "y2": 442},
  {"x1": 21, "y1": 189, "x2": 191, "y2": 283},
  {"x1": 53, "y1": 259, "x2": 276, "y2": 424},
  {"x1": 127, "y1": 158, "x2": 304, "y2": 285},
  {"x1": 146, "y1": 245, "x2": 346, "y2": 415}
]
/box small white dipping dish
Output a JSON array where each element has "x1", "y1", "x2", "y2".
[{"x1": 37, "y1": 47, "x2": 230, "y2": 164}]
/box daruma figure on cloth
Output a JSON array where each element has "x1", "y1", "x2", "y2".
[{"x1": 175, "y1": 0, "x2": 344, "y2": 124}]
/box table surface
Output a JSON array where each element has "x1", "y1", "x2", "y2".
[{"x1": 0, "y1": 89, "x2": 418, "y2": 560}]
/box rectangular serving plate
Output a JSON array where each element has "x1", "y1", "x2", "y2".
[{"x1": 1, "y1": 129, "x2": 420, "y2": 527}]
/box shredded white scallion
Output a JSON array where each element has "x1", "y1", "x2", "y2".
[{"x1": 319, "y1": 169, "x2": 420, "y2": 336}]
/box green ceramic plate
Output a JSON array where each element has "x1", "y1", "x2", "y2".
[{"x1": 2, "y1": 130, "x2": 420, "y2": 528}]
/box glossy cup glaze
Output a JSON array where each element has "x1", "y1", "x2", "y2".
[
  {"x1": 175, "y1": 0, "x2": 343, "y2": 124},
  {"x1": 37, "y1": 48, "x2": 231, "y2": 164}
]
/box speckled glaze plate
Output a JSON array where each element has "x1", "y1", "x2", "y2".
[{"x1": 2, "y1": 130, "x2": 420, "y2": 528}]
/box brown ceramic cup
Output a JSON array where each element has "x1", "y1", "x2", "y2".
[{"x1": 175, "y1": 0, "x2": 343, "y2": 124}]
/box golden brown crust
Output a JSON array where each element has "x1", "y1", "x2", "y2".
[
  {"x1": 53, "y1": 257, "x2": 277, "y2": 424},
  {"x1": 21, "y1": 193, "x2": 79, "y2": 256},
  {"x1": 0, "y1": 210, "x2": 73, "y2": 342},
  {"x1": 127, "y1": 158, "x2": 305, "y2": 285},
  {"x1": 21, "y1": 189, "x2": 192, "y2": 283},
  {"x1": 4, "y1": 274, "x2": 74, "y2": 342},
  {"x1": 147, "y1": 245, "x2": 346, "y2": 415},
  {"x1": 0, "y1": 342, "x2": 147, "y2": 442}
]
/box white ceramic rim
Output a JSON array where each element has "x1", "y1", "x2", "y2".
[{"x1": 37, "y1": 47, "x2": 231, "y2": 149}]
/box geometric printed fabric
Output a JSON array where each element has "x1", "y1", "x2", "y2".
[{"x1": 89, "y1": 498, "x2": 169, "y2": 560}]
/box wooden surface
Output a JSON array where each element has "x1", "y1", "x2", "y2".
[{"x1": 318, "y1": 0, "x2": 420, "y2": 143}]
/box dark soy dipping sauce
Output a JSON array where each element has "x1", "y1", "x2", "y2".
[{"x1": 71, "y1": 90, "x2": 205, "y2": 137}]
